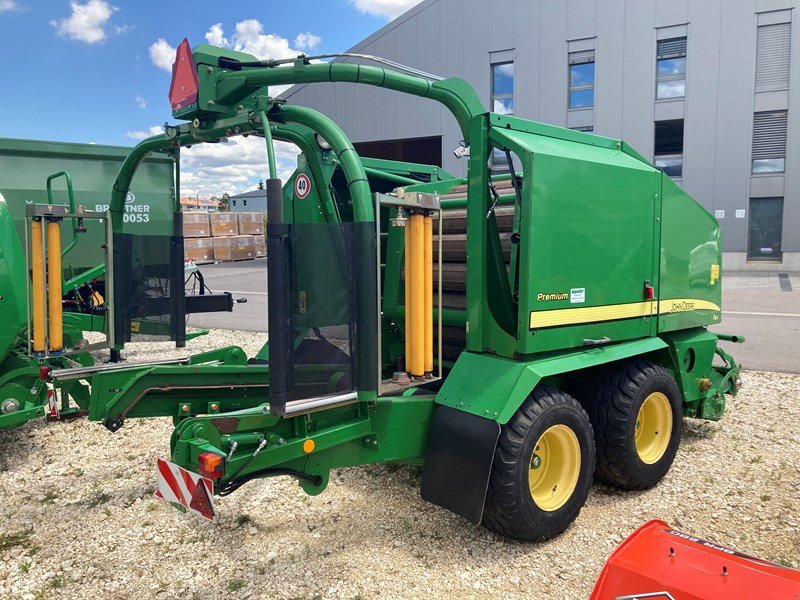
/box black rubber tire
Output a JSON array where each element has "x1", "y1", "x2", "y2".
[
  {"x1": 584, "y1": 359, "x2": 682, "y2": 490},
  {"x1": 482, "y1": 385, "x2": 595, "y2": 541}
]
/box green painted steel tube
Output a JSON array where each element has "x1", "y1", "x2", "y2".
[
  {"x1": 110, "y1": 134, "x2": 178, "y2": 219},
  {"x1": 46, "y1": 171, "x2": 81, "y2": 258},
  {"x1": 386, "y1": 306, "x2": 466, "y2": 328},
  {"x1": 272, "y1": 105, "x2": 374, "y2": 223},
  {"x1": 217, "y1": 63, "x2": 484, "y2": 142},
  {"x1": 63, "y1": 262, "x2": 105, "y2": 291},
  {"x1": 272, "y1": 124, "x2": 337, "y2": 220},
  {"x1": 440, "y1": 193, "x2": 516, "y2": 210},
  {"x1": 259, "y1": 111, "x2": 278, "y2": 179},
  {"x1": 715, "y1": 333, "x2": 746, "y2": 343},
  {"x1": 363, "y1": 166, "x2": 418, "y2": 186}
]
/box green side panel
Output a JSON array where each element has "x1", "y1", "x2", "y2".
[
  {"x1": 0, "y1": 199, "x2": 26, "y2": 362},
  {"x1": 658, "y1": 175, "x2": 722, "y2": 333},
  {"x1": 0, "y1": 138, "x2": 175, "y2": 274},
  {"x1": 437, "y1": 337, "x2": 668, "y2": 424},
  {"x1": 659, "y1": 328, "x2": 720, "y2": 416},
  {"x1": 491, "y1": 127, "x2": 659, "y2": 354}
]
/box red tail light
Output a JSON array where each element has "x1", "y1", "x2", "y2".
[
  {"x1": 644, "y1": 280, "x2": 655, "y2": 300},
  {"x1": 169, "y1": 38, "x2": 199, "y2": 112},
  {"x1": 198, "y1": 452, "x2": 224, "y2": 480}
]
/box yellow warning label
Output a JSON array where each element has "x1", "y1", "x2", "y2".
[{"x1": 710, "y1": 264, "x2": 720, "y2": 285}]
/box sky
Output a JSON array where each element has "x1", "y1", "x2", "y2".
[{"x1": 0, "y1": 0, "x2": 424, "y2": 197}]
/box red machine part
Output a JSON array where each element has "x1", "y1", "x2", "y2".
[{"x1": 590, "y1": 520, "x2": 800, "y2": 600}]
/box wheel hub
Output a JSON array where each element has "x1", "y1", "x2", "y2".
[
  {"x1": 528, "y1": 424, "x2": 581, "y2": 511},
  {"x1": 634, "y1": 392, "x2": 672, "y2": 464}
]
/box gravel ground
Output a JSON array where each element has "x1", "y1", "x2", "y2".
[{"x1": 0, "y1": 329, "x2": 798, "y2": 599}]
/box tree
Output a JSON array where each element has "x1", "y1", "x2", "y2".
[{"x1": 219, "y1": 192, "x2": 230, "y2": 211}]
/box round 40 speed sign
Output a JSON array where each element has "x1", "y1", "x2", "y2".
[{"x1": 294, "y1": 173, "x2": 311, "y2": 199}]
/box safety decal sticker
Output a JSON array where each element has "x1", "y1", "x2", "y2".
[{"x1": 294, "y1": 173, "x2": 311, "y2": 199}]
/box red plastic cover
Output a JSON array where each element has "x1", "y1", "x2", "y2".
[
  {"x1": 590, "y1": 520, "x2": 800, "y2": 600},
  {"x1": 169, "y1": 38, "x2": 199, "y2": 112}
]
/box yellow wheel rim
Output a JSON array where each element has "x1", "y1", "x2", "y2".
[
  {"x1": 635, "y1": 392, "x2": 673, "y2": 464},
  {"x1": 528, "y1": 424, "x2": 581, "y2": 512}
]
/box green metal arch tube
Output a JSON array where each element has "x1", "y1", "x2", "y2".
[
  {"x1": 219, "y1": 62, "x2": 484, "y2": 142},
  {"x1": 259, "y1": 111, "x2": 278, "y2": 179},
  {"x1": 109, "y1": 134, "x2": 183, "y2": 222},
  {"x1": 269, "y1": 104, "x2": 377, "y2": 394},
  {"x1": 271, "y1": 104, "x2": 374, "y2": 223},
  {"x1": 271, "y1": 124, "x2": 338, "y2": 220}
]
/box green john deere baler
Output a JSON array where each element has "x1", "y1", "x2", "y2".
[{"x1": 2, "y1": 40, "x2": 741, "y2": 541}]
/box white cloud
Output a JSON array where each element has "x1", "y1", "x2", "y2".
[
  {"x1": 114, "y1": 23, "x2": 131, "y2": 35},
  {"x1": 0, "y1": 1, "x2": 19, "y2": 12},
  {"x1": 125, "y1": 125, "x2": 163, "y2": 140},
  {"x1": 201, "y1": 20, "x2": 308, "y2": 95},
  {"x1": 204, "y1": 22, "x2": 228, "y2": 47},
  {"x1": 227, "y1": 19, "x2": 299, "y2": 59},
  {"x1": 348, "y1": 0, "x2": 422, "y2": 20},
  {"x1": 149, "y1": 38, "x2": 175, "y2": 71},
  {"x1": 135, "y1": 94, "x2": 146, "y2": 109},
  {"x1": 294, "y1": 32, "x2": 321, "y2": 52},
  {"x1": 180, "y1": 135, "x2": 299, "y2": 198},
  {"x1": 50, "y1": 0, "x2": 115, "y2": 43}
]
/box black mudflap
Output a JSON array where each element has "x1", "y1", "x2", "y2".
[{"x1": 420, "y1": 405, "x2": 501, "y2": 524}]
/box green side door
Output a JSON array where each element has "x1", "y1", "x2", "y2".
[{"x1": 491, "y1": 126, "x2": 660, "y2": 355}]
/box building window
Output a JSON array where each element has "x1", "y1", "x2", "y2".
[
  {"x1": 748, "y1": 197, "x2": 783, "y2": 260},
  {"x1": 752, "y1": 110, "x2": 788, "y2": 173},
  {"x1": 232, "y1": 199, "x2": 237, "y2": 207},
  {"x1": 756, "y1": 22, "x2": 791, "y2": 92},
  {"x1": 491, "y1": 61, "x2": 514, "y2": 169},
  {"x1": 568, "y1": 50, "x2": 595, "y2": 109},
  {"x1": 656, "y1": 37, "x2": 687, "y2": 100},
  {"x1": 491, "y1": 61, "x2": 514, "y2": 116},
  {"x1": 243, "y1": 199, "x2": 247, "y2": 207},
  {"x1": 654, "y1": 120, "x2": 684, "y2": 178},
  {"x1": 571, "y1": 126, "x2": 594, "y2": 133}
]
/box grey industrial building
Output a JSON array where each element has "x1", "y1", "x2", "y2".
[
  {"x1": 228, "y1": 188, "x2": 267, "y2": 212},
  {"x1": 287, "y1": 0, "x2": 799, "y2": 270}
]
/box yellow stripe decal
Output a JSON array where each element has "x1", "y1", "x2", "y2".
[{"x1": 529, "y1": 298, "x2": 721, "y2": 329}]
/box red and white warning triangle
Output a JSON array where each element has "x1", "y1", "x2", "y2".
[{"x1": 155, "y1": 458, "x2": 216, "y2": 521}]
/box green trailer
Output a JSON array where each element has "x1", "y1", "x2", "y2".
[
  {"x1": 0, "y1": 138, "x2": 176, "y2": 276},
  {"x1": 2, "y1": 40, "x2": 742, "y2": 541}
]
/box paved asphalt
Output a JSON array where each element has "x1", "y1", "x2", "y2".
[
  {"x1": 187, "y1": 260, "x2": 268, "y2": 334},
  {"x1": 190, "y1": 262, "x2": 799, "y2": 374}
]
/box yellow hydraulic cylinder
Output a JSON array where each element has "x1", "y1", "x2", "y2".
[
  {"x1": 423, "y1": 214, "x2": 433, "y2": 376},
  {"x1": 46, "y1": 220, "x2": 63, "y2": 353},
  {"x1": 31, "y1": 219, "x2": 46, "y2": 354},
  {"x1": 404, "y1": 223, "x2": 411, "y2": 370},
  {"x1": 408, "y1": 213, "x2": 425, "y2": 378}
]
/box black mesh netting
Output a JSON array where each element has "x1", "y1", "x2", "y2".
[
  {"x1": 268, "y1": 221, "x2": 377, "y2": 406},
  {"x1": 112, "y1": 214, "x2": 184, "y2": 345}
]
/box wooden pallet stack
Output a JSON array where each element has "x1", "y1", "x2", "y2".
[{"x1": 183, "y1": 212, "x2": 266, "y2": 263}]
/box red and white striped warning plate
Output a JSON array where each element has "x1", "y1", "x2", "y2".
[{"x1": 155, "y1": 458, "x2": 216, "y2": 521}]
